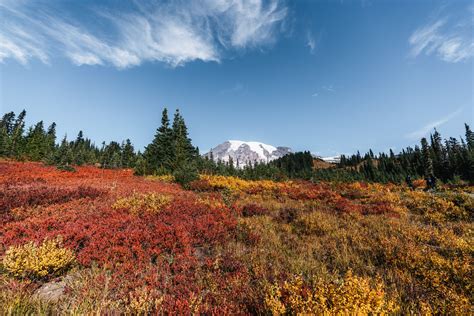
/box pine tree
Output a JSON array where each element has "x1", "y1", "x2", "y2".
[
  {"x1": 171, "y1": 109, "x2": 196, "y2": 170},
  {"x1": 10, "y1": 110, "x2": 26, "y2": 158},
  {"x1": 0, "y1": 112, "x2": 14, "y2": 156},
  {"x1": 121, "y1": 139, "x2": 135, "y2": 168},
  {"x1": 55, "y1": 135, "x2": 73, "y2": 166},
  {"x1": 144, "y1": 108, "x2": 174, "y2": 174},
  {"x1": 465, "y1": 124, "x2": 474, "y2": 152},
  {"x1": 0, "y1": 126, "x2": 9, "y2": 156},
  {"x1": 25, "y1": 121, "x2": 48, "y2": 161},
  {"x1": 46, "y1": 122, "x2": 57, "y2": 154},
  {"x1": 420, "y1": 138, "x2": 434, "y2": 176}
]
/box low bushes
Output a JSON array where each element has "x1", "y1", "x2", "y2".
[
  {"x1": 3, "y1": 237, "x2": 75, "y2": 279},
  {"x1": 265, "y1": 272, "x2": 397, "y2": 314},
  {"x1": 112, "y1": 193, "x2": 172, "y2": 216},
  {"x1": 0, "y1": 185, "x2": 103, "y2": 211},
  {"x1": 1, "y1": 161, "x2": 472, "y2": 314}
]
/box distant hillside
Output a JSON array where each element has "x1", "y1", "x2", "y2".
[{"x1": 313, "y1": 158, "x2": 335, "y2": 170}]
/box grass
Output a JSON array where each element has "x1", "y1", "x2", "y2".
[{"x1": 0, "y1": 161, "x2": 472, "y2": 314}]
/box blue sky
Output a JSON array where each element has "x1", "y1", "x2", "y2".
[{"x1": 0, "y1": 0, "x2": 472, "y2": 156}]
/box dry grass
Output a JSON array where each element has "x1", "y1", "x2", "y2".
[{"x1": 0, "y1": 161, "x2": 472, "y2": 314}]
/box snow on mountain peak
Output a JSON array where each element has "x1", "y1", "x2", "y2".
[{"x1": 206, "y1": 140, "x2": 291, "y2": 167}]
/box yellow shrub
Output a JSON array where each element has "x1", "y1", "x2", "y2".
[
  {"x1": 127, "y1": 287, "x2": 163, "y2": 315},
  {"x1": 403, "y1": 191, "x2": 466, "y2": 221},
  {"x1": 199, "y1": 175, "x2": 287, "y2": 194},
  {"x1": 3, "y1": 238, "x2": 75, "y2": 279},
  {"x1": 145, "y1": 174, "x2": 175, "y2": 183},
  {"x1": 265, "y1": 272, "x2": 398, "y2": 315},
  {"x1": 112, "y1": 193, "x2": 172, "y2": 216}
]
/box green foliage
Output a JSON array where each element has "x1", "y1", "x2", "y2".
[
  {"x1": 140, "y1": 108, "x2": 198, "y2": 177},
  {"x1": 316, "y1": 124, "x2": 474, "y2": 184},
  {"x1": 56, "y1": 164, "x2": 76, "y2": 172},
  {"x1": 0, "y1": 110, "x2": 136, "y2": 170},
  {"x1": 144, "y1": 108, "x2": 174, "y2": 173},
  {"x1": 173, "y1": 163, "x2": 199, "y2": 188}
]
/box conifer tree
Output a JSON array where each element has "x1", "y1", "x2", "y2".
[
  {"x1": 46, "y1": 122, "x2": 57, "y2": 153},
  {"x1": 121, "y1": 139, "x2": 135, "y2": 168},
  {"x1": 420, "y1": 137, "x2": 434, "y2": 176},
  {"x1": 24, "y1": 121, "x2": 47, "y2": 161},
  {"x1": 171, "y1": 109, "x2": 197, "y2": 170},
  {"x1": 10, "y1": 110, "x2": 26, "y2": 158},
  {"x1": 144, "y1": 108, "x2": 174, "y2": 174},
  {"x1": 465, "y1": 124, "x2": 474, "y2": 152},
  {"x1": 0, "y1": 112, "x2": 14, "y2": 156},
  {"x1": 55, "y1": 135, "x2": 73, "y2": 166}
]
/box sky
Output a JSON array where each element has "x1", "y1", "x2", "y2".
[{"x1": 0, "y1": 0, "x2": 473, "y2": 156}]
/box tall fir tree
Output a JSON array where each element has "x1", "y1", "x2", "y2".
[
  {"x1": 171, "y1": 109, "x2": 197, "y2": 170},
  {"x1": 144, "y1": 108, "x2": 174, "y2": 174},
  {"x1": 10, "y1": 110, "x2": 26, "y2": 158},
  {"x1": 420, "y1": 137, "x2": 434, "y2": 176},
  {"x1": 121, "y1": 139, "x2": 135, "y2": 168}
]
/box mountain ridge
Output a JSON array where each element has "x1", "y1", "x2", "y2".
[{"x1": 205, "y1": 140, "x2": 291, "y2": 167}]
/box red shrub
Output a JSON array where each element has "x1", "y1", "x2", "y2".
[
  {"x1": 334, "y1": 197, "x2": 363, "y2": 214},
  {"x1": 0, "y1": 185, "x2": 104, "y2": 211},
  {"x1": 240, "y1": 203, "x2": 270, "y2": 217},
  {"x1": 188, "y1": 179, "x2": 214, "y2": 192}
]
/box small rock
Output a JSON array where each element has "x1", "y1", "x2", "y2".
[{"x1": 33, "y1": 274, "x2": 75, "y2": 302}]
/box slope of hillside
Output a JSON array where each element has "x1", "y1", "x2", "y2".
[{"x1": 1, "y1": 161, "x2": 472, "y2": 314}]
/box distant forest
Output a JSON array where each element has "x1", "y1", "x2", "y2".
[{"x1": 1, "y1": 109, "x2": 473, "y2": 184}]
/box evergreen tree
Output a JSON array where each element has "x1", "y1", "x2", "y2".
[
  {"x1": 46, "y1": 122, "x2": 57, "y2": 155},
  {"x1": 144, "y1": 108, "x2": 174, "y2": 174},
  {"x1": 171, "y1": 109, "x2": 197, "y2": 170},
  {"x1": 465, "y1": 124, "x2": 474, "y2": 151},
  {"x1": 25, "y1": 121, "x2": 49, "y2": 161},
  {"x1": 121, "y1": 139, "x2": 135, "y2": 168},
  {"x1": 0, "y1": 112, "x2": 14, "y2": 156},
  {"x1": 55, "y1": 135, "x2": 73, "y2": 166},
  {"x1": 420, "y1": 137, "x2": 434, "y2": 176},
  {"x1": 10, "y1": 110, "x2": 26, "y2": 158}
]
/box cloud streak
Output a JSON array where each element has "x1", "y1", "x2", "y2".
[
  {"x1": 0, "y1": 0, "x2": 287, "y2": 68},
  {"x1": 306, "y1": 31, "x2": 316, "y2": 54},
  {"x1": 312, "y1": 85, "x2": 335, "y2": 97},
  {"x1": 405, "y1": 108, "x2": 463, "y2": 140},
  {"x1": 409, "y1": 5, "x2": 473, "y2": 63}
]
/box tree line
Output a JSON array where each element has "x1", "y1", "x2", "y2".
[
  {"x1": 313, "y1": 125, "x2": 474, "y2": 184},
  {"x1": 0, "y1": 110, "x2": 137, "y2": 170},
  {"x1": 1, "y1": 109, "x2": 472, "y2": 185}
]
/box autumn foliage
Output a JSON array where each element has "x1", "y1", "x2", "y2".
[{"x1": 0, "y1": 161, "x2": 472, "y2": 314}]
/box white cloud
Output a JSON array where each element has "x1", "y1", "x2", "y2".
[
  {"x1": 409, "y1": 6, "x2": 473, "y2": 63},
  {"x1": 322, "y1": 85, "x2": 335, "y2": 92},
  {"x1": 405, "y1": 108, "x2": 463, "y2": 140},
  {"x1": 312, "y1": 85, "x2": 335, "y2": 97},
  {"x1": 0, "y1": 0, "x2": 287, "y2": 68},
  {"x1": 220, "y1": 82, "x2": 245, "y2": 94},
  {"x1": 306, "y1": 31, "x2": 316, "y2": 54}
]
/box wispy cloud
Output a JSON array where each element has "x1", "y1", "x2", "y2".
[
  {"x1": 322, "y1": 85, "x2": 335, "y2": 92},
  {"x1": 306, "y1": 31, "x2": 316, "y2": 54},
  {"x1": 405, "y1": 108, "x2": 463, "y2": 140},
  {"x1": 0, "y1": 0, "x2": 288, "y2": 68},
  {"x1": 305, "y1": 29, "x2": 323, "y2": 54},
  {"x1": 409, "y1": 5, "x2": 473, "y2": 63},
  {"x1": 220, "y1": 82, "x2": 245, "y2": 94},
  {"x1": 312, "y1": 85, "x2": 335, "y2": 97}
]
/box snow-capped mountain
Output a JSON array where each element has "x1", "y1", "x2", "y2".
[
  {"x1": 205, "y1": 140, "x2": 291, "y2": 167},
  {"x1": 312, "y1": 154, "x2": 341, "y2": 164},
  {"x1": 320, "y1": 155, "x2": 341, "y2": 163}
]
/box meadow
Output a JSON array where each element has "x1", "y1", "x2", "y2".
[{"x1": 0, "y1": 160, "x2": 472, "y2": 314}]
